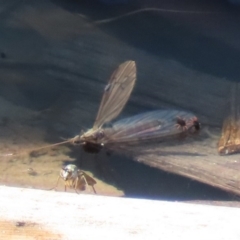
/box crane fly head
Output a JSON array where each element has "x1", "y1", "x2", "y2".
[
  {"x1": 74, "y1": 128, "x2": 105, "y2": 142},
  {"x1": 71, "y1": 135, "x2": 82, "y2": 145},
  {"x1": 69, "y1": 129, "x2": 104, "y2": 153}
]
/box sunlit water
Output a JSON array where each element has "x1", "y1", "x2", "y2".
[{"x1": 0, "y1": 0, "x2": 240, "y2": 204}]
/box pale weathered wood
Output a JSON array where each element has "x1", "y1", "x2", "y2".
[{"x1": 0, "y1": 186, "x2": 240, "y2": 240}]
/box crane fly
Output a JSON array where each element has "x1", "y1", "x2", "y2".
[
  {"x1": 5, "y1": 60, "x2": 199, "y2": 157},
  {"x1": 52, "y1": 164, "x2": 97, "y2": 194}
]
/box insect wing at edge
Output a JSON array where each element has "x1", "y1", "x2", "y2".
[
  {"x1": 79, "y1": 170, "x2": 97, "y2": 187},
  {"x1": 93, "y1": 61, "x2": 136, "y2": 129}
]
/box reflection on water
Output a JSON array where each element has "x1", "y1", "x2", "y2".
[
  {"x1": 0, "y1": 96, "x2": 236, "y2": 202},
  {"x1": 0, "y1": 0, "x2": 240, "y2": 204}
]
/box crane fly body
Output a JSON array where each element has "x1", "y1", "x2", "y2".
[{"x1": 73, "y1": 109, "x2": 200, "y2": 152}]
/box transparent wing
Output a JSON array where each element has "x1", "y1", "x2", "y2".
[
  {"x1": 80, "y1": 171, "x2": 97, "y2": 186},
  {"x1": 93, "y1": 60, "x2": 136, "y2": 129},
  {"x1": 103, "y1": 110, "x2": 198, "y2": 144}
]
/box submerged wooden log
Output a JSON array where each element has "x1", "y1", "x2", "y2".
[{"x1": 130, "y1": 84, "x2": 240, "y2": 196}]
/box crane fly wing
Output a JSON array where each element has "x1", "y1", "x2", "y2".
[
  {"x1": 103, "y1": 110, "x2": 199, "y2": 144},
  {"x1": 93, "y1": 61, "x2": 136, "y2": 129}
]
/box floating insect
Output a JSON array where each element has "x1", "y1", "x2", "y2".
[
  {"x1": 5, "y1": 60, "x2": 200, "y2": 157},
  {"x1": 70, "y1": 60, "x2": 200, "y2": 153},
  {"x1": 52, "y1": 164, "x2": 97, "y2": 194}
]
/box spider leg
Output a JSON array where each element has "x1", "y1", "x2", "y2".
[
  {"x1": 48, "y1": 176, "x2": 60, "y2": 191},
  {"x1": 74, "y1": 177, "x2": 80, "y2": 194},
  {"x1": 91, "y1": 185, "x2": 97, "y2": 194},
  {"x1": 81, "y1": 175, "x2": 89, "y2": 192}
]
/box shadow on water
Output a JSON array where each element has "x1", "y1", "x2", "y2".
[
  {"x1": 62, "y1": 148, "x2": 235, "y2": 202},
  {"x1": 51, "y1": 0, "x2": 240, "y2": 82}
]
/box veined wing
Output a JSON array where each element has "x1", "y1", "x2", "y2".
[
  {"x1": 93, "y1": 61, "x2": 136, "y2": 129},
  {"x1": 103, "y1": 110, "x2": 198, "y2": 144},
  {"x1": 80, "y1": 171, "x2": 97, "y2": 186}
]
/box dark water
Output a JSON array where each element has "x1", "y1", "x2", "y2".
[{"x1": 0, "y1": 0, "x2": 240, "y2": 205}]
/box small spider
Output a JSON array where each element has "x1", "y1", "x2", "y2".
[
  {"x1": 175, "y1": 116, "x2": 200, "y2": 132},
  {"x1": 50, "y1": 164, "x2": 97, "y2": 194},
  {"x1": 175, "y1": 116, "x2": 188, "y2": 131}
]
